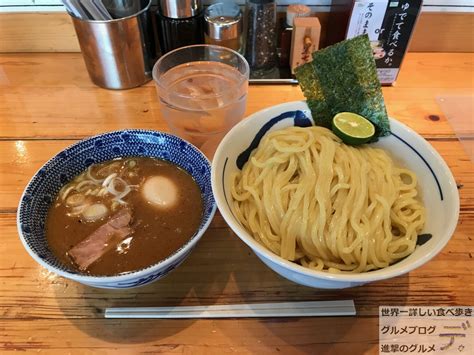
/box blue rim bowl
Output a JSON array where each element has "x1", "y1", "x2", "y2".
[
  {"x1": 17, "y1": 129, "x2": 216, "y2": 289},
  {"x1": 211, "y1": 101, "x2": 459, "y2": 289}
]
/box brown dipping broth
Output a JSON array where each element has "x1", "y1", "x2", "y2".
[{"x1": 46, "y1": 157, "x2": 203, "y2": 276}]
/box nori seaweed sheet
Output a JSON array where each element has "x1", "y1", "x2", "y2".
[{"x1": 295, "y1": 35, "x2": 390, "y2": 139}]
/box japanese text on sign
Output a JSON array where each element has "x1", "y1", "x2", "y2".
[
  {"x1": 379, "y1": 306, "x2": 473, "y2": 354},
  {"x1": 385, "y1": 1, "x2": 409, "y2": 66}
]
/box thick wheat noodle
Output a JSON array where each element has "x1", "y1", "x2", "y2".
[{"x1": 231, "y1": 126, "x2": 426, "y2": 273}]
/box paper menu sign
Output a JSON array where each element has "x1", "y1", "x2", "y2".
[
  {"x1": 346, "y1": 0, "x2": 423, "y2": 85},
  {"x1": 346, "y1": 1, "x2": 387, "y2": 41}
]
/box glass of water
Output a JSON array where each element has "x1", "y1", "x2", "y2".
[{"x1": 152, "y1": 44, "x2": 249, "y2": 159}]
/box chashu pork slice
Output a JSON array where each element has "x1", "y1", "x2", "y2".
[{"x1": 68, "y1": 207, "x2": 133, "y2": 271}]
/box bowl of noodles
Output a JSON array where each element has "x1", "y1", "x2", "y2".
[
  {"x1": 211, "y1": 101, "x2": 459, "y2": 289},
  {"x1": 18, "y1": 129, "x2": 216, "y2": 289}
]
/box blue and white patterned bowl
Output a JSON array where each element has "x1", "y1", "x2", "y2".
[
  {"x1": 17, "y1": 130, "x2": 216, "y2": 289},
  {"x1": 212, "y1": 101, "x2": 460, "y2": 289}
]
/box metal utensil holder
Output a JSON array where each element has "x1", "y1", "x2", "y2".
[{"x1": 68, "y1": 0, "x2": 157, "y2": 90}]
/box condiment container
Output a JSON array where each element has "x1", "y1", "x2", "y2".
[
  {"x1": 68, "y1": 0, "x2": 157, "y2": 90},
  {"x1": 244, "y1": 0, "x2": 277, "y2": 73},
  {"x1": 156, "y1": 0, "x2": 204, "y2": 54},
  {"x1": 286, "y1": 4, "x2": 311, "y2": 26},
  {"x1": 279, "y1": 4, "x2": 311, "y2": 68},
  {"x1": 290, "y1": 17, "x2": 321, "y2": 74},
  {"x1": 204, "y1": 2, "x2": 243, "y2": 53}
]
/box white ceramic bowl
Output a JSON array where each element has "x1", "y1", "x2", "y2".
[{"x1": 212, "y1": 101, "x2": 459, "y2": 289}]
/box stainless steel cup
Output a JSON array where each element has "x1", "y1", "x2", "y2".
[{"x1": 69, "y1": 0, "x2": 157, "y2": 90}]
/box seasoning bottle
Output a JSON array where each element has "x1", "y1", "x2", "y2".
[
  {"x1": 156, "y1": 0, "x2": 204, "y2": 54},
  {"x1": 279, "y1": 4, "x2": 311, "y2": 67},
  {"x1": 290, "y1": 17, "x2": 321, "y2": 74},
  {"x1": 244, "y1": 0, "x2": 277, "y2": 74},
  {"x1": 204, "y1": 2, "x2": 243, "y2": 53}
]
